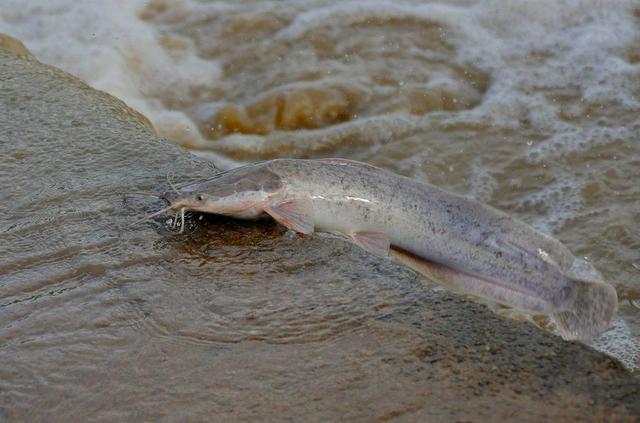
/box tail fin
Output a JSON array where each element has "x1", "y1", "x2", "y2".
[{"x1": 553, "y1": 278, "x2": 618, "y2": 342}]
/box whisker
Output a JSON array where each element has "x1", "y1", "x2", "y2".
[
  {"x1": 167, "y1": 172, "x2": 181, "y2": 196},
  {"x1": 179, "y1": 208, "x2": 186, "y2": 234},
  {"x1": 172, "y1": 211, "x2": 180, "y2": 228},
  {"x1": 129, "y1": 205, "x2": 176, "y2": 227},
  {"x1": 175, "y1": 181, "x2": 198, "y2": 189},
  {"x1": 124, "y1": 191, "x2": 162, "y2": 198}
]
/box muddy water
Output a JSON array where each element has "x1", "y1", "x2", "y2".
[
  {"x1": 1, "y1": 0, "x2": 640, "y2": 419},
  {"x1": 2, "y1": 0, "x2": 638, "y2": 367},
  {"x1": 2, "y1": 41, "x2": 640, "y2": 421}
]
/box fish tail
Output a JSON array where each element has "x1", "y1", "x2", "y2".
[{"x1": 553, "y1": 278, "x2": 618, "y2": 341}]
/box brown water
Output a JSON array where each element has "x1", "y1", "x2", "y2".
[
  {"x1": 1, "y1": 0, "x2": 640, "y2": 419},
  {"x1": 152, "y1": 0, "x2": 640, "y2": 367},
  {"x1": 6, "y1": 0, "x2": 635, "y2": 364}
]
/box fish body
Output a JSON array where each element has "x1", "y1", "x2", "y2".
[{"x1": 161, "y1": 158, "x2": 618, "y2": 340}]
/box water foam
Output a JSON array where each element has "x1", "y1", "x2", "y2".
[
  {"x1": 3, "y1": 0, "x2": 639, "y2": 162},
  {"x1": 592, "y1": 319, "x2": 640, "y2": 370},
  {"x1": 0, "y1": 0, "x2": 221, "y2": 146}
]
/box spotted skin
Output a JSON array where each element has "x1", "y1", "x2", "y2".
[{"x1": 164, "y1": 158, "x2": 618, "y2": 340}]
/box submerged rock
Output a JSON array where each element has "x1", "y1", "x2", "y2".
[{"x1": 0, "y1": 35, "x2": 638, "y2": 421}]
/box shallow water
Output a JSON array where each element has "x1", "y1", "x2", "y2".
[
  {"x1": 1, "y1": 0, "x2": 640, "y2": 399},
  {"x1": 4, "y1": 0, "x2": 638, "y2": 367},
  {"x1": 1, "y1": 29, "x2": 640, "y2": 420},
  {"x1": 0, "y1": 50, "x2": 421, "y2": 418}
]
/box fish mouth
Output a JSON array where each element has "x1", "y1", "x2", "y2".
[
  {"x1": 161, "y1": 195, "x2": 188, "y2": 232},
  {"x1": 162, "y1": 191, "x2": 179, "y2": 206}
]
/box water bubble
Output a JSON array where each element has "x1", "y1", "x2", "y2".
[
  {"x1": 592, "y1": 319, "x2": 639, "y2": 370},
  {"x1": 284, "y1": 230, "x2": 298, "y2": 240}
]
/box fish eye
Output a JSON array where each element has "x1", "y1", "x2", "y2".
[{"x1": 196, "y1": 194, "x2": 204, "y2": 201}]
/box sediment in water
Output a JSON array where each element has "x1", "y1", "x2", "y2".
[{"x1": 0, "y1": 35, "x2": 638, "y2": 421}]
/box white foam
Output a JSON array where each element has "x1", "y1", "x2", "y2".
[
  {"x1": 454, "y1": 0, "x2": 640, "y2": 131},
  {"x1": 467, "y1": 157, "x2": 498, "y2": 203},
  {"x1": 3, "y1": 0, "x2": 639, "y2": 157},
  {"x1": 0, "y1": 0, "x2": 221, "y2": 140},
  {"x1": 203, "y1": 113, "x2": 425, "y2": 158},
  {"x1": 592, "y1": 319, "x2": 639, "y2": 370},
  {"x1": 275, "y1": 1, "x2": 467, "y2": 41},
  {"x1": 526, "y1": 126, "x2": 636, "y2": 162},
  {"x1": 514, "y1": 173, "x2": 586, "y2": 233}
]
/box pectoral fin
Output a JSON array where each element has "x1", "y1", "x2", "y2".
[
  {"x1": 265, "y1": 197, "x2": 314, "y2": 234},
  {"x1": 350, "y1": 231, "x2": 390, "y2": 257}
]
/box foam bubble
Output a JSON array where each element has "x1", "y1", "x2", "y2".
[
  {"x1": 0, "y1": 0, "x2": 221, "y2": 142},
  {"x1": 592, "y1": 319, "x2": 639, "y2": 370},
  {"x1": 3, "y1": 0, "x2": 639, "y2": 163},
  {"x1": 275, "y1": 1, "x2": 467, "y2": 41},
  {"x1": 468, "y1": 157, "x2": 498, "y2": 203},
  {"x1": 514, "y1": 173, "x2": 586, "y2": 233},
  {"x1": 525, "y1": 126, "x2": 635, "y2": 162}
]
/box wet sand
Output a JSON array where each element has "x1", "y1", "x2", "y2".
[{"x1": 1, "y1": 39, "x2": 639, "y2": 421}]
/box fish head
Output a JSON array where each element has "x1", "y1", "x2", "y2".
[{"x1": 162, "y1": 163, "x2": 283, "y2": 219}]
